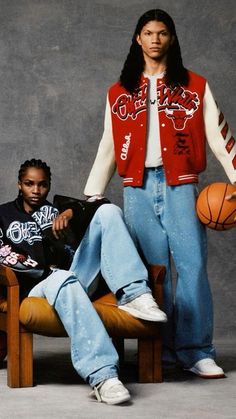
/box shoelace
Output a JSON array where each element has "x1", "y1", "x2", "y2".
[
  {"x1": 92, "y1": 382, "x2": 103, "y2": 402},
  {"x1": 91, "y1": 380, "x2": 124, "y2": 402}
]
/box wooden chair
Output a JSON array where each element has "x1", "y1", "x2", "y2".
[{"x1": 0, "y1": 264, "x2": 165, "y2": 388}]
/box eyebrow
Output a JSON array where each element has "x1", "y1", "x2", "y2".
[
  {"x1": 144, "y1": 29, "x2": 169, "y2": 33},
  {"x1": 22, "y1": 179, "x2": 48, "y2": 183}
]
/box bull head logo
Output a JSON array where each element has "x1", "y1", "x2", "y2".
[{"x1": 165, "y1": 108, "x2": 194, "y2": 130}]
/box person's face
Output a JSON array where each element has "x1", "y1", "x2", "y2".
[
  {"x1": 136, "y1": 20, "x2": 174, "y2": 64},
  {"x1": 18, "y1": 167, "x2": 50, "y2": 213}
]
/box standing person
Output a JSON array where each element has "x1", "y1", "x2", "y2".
[
  {"x1": 0, "y1": 158, "x2": 167, "y2": 405},
  {"x1": 84, "y1": 9, "x2": 236, "y2": 378}
]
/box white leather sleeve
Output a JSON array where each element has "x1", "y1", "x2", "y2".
[
  {"x1": 204, "y1": 82, "x2": 236, "y2": 183},
  {"x1": 84, "y1": 95, "x2": 116, "y2": 196}
]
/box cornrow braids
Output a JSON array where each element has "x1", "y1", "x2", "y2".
[{"x1": 18, "y1": 159, "x2": 51, "y2": 184}]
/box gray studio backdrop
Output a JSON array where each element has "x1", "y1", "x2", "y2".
[{"x1": 0, "y1": 0, "x2": 235, "y2": 339}]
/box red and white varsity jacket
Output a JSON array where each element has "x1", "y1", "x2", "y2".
[{"x1": 84, "y1": 70, "x2": 236, "y2": 195}]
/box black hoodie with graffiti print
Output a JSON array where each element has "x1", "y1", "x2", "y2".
[{"x1": 0, "y1": 195, "x2": 109, "y2": 297}]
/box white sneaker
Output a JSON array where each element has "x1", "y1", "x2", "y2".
[
  {"x1": 119, "y1": 293, "x2": 167, "y2": 322},
  {"x1": 91, "y1": 378, "x2": 131, "y2": 405},
  {"x1": 185, "y1": 358, "x2": 225, "y2": 378}
]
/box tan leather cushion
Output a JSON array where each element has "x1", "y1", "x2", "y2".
[
  {"x1": 19, "y1": 297, "x2": 67, "y2": 337},
  {"x1": 19, "y1": 293, "x2": 160, "y2": 338}
]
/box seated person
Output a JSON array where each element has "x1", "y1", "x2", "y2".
[{"x1": 0, "y1": 158, "x2": 167, "y2": 405}]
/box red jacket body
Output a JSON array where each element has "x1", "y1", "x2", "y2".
[{"x1": 109, "y1": 70, "x2": 207, "y2": 186}]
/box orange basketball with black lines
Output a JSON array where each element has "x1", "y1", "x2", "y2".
[{"x1": 196, "y1": 183, "x2": 236, "y2": 230}]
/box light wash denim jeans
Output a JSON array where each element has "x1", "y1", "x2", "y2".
[
  {"x1": 30, "y1": 203, "x2": 150, "y2": 387},
  {"x1": 123, "y1": 167, "x2": 216, "y2": 368}
]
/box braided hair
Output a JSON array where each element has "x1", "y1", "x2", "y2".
[
  {"x1": 18, "y1": 159, "x2": 51, "y2": 184},
  {"x1": 119, "y1": 9, "x2": 189, "y2": 94}
]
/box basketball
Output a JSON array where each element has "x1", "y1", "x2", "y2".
[{"x1": 196, "y1": 182, "x2": 236, "y2": 230}]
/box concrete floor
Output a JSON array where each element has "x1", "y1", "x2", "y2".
[{"x1": 0, "y1": 336, "x2": 235, "y2": 419}]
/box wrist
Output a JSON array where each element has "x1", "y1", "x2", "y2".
[{"x1": 87, "y1": 194, "x2": 104, "y2": 202}]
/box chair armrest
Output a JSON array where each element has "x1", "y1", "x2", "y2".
[
  {"x1": 148, "y1": 264, "x2": 166, "y2": 307},
  {"x1": 0, "y1": 266, "x2": 21, "y2": 387},
  {"x1": 0, "y1": 265, "x2": 20, "y2": 323},
  {"x1": 0, "y1": 266, "x2": 20, "y2": 287}
]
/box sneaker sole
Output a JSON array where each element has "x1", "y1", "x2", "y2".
[
  {"x1": 119, "y1": 305, "x2": 167, "y2": 322},
  {"x1": 185, "y1": 367, "x2": 225, "y2": 379},
  {"x1": 101, "y1": 393, "x2": 131, "y2": 405}
]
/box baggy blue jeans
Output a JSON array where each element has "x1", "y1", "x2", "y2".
[
  {"x1": 123, "y1": 167, "x2": 216, "y2": 368},
  {"x1": 30, "y1": 204, "x2": 150, "y2": 387}
]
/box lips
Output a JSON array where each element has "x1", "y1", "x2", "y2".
[{"x1": 29, "y1": 197, "x2": 41, "y2": 203}]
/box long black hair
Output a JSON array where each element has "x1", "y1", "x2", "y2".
[
  {"x1": 18, "y1": 158, "x2": 51, "y2": 184},
  {"x1": 119, "y1": 9, "x2": 189, "y2": 94}
]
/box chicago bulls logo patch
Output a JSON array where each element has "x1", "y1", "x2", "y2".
[
  {"x1": 157, "y1": 84, "x2": 200, "y2": 130},
  {"x1": 165, "y1": 108, "x2": 194, "y2": 130}
]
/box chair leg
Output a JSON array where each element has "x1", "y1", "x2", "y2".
[
  {"x1": 7, "y1": 286, "x2": 20, "y2": 388},
  {"x1": 138, "y1": 335, "x2": 162, "y2": 383},
  {"x1": 153, "y1": 336, "x2": 163, "y2": 383},
  {"x1": 112, "y1": 337, "x2": 125, "y2": 365},
  {"x1": 19, "y1": 328, "x2": 33, "y2": 387},
  {"x1": 7, "y1": 341, "x2": 20, "y2": 387},
  {"x1": 0, "y1": 331, "x2": 7, "y2": 361}
]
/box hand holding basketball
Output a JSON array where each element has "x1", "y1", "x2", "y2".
[
  {"x1": 196, "y1": 182, "x2": 236, "y2": 230},
  {"x1": 225, "y1": 189, "x2": 236, "y2": 201},
  {"x1": 225, "y1": 188, "x2": 236, "y2": 222}
]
